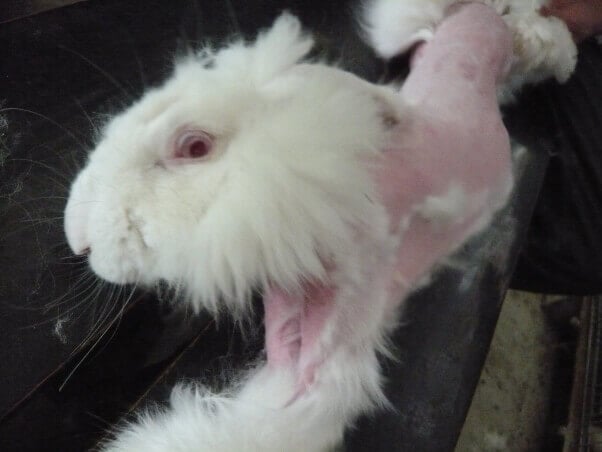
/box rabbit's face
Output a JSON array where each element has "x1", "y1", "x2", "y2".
[
  {"x1": 64, "y1": 15, "x2": 396, "y2": 310},
  {"x1": 65, "y1": 58, "x2": 273, "y2": 287},
  {"x1": 64, "y1": 81, "x2": 234, "y2": 286}
]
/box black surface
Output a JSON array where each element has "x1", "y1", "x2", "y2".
[
  {"x1": 0, "y1": 1, "x2": 87, "y2": 24},
  {"x1": 0, "y1": 299, "x2": 211, "y2": 452},
  {"x1": 0, "y1": 0, "x2": 587, "y2": 451},
  {"x1": 511, "y1": 41, "x2": 602, "y2": 295}
]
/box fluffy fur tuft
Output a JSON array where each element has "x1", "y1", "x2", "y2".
[{"x1": 100, "y1": 349, "x2": 386, "y2": 452}]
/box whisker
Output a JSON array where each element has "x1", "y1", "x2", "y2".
[
  {"x1": 59, "y1": 283, "x2": 138, "y2": 392},
  {"x1": 0, "y1": 108, "x2": 88, "y2": 149},
  {"x1": 18, "y1": 275, "x2": 98, "y2": 324},
  {"x1": 70, "y1": 279, "x2": 107, "y2": 321},
  {"x1": 81, "y1": 283, "x2": 120, "y2": 349},
  {"x1": 90, "y1": 284, "x2": 137, "y2": 359},
  {"x1": 22, "y1": 216, "x2": 66, "y2": 224},
  {"x1": 225, "y1": 0, "x2": 241, "y2": 35},
  {"x1": 57, "y1": 45, "x2": 135, "y2": 101},
  {"x1": 53, "y1": 260, "x2": 89, "y2": 267},
  {"x1": 120, "y1": 29, "x2": 147, "y2": 91},
  {"x1": 59, "y1": 312, "x2": 113, "y2": 391},
  {"x1": 85, "y1": 411, "x2": 113, "y2": 429},
  {"x1": 9, "y1": 158, "x2": 74, "y2": 186},
  {"x1": 19, "y1": 279, "x2": 97, "y2": 329},
  {"x1": 6, "y1": 192, "x2": 48, "y2": 263},
  {"x1": 43, "y1": 270, "x2": 98, "y2": 311},
  {"x1": 77, "y1": 308, "x2": 113, "y2": 358},
  {"x1": 45, "y1": 268, "x2": 97, "y2": 310},
  {"x1": 59, "y1": 254, "x2": 87, "y2": 261},
  {"x1": 18, "y1": 195, "x2": 68, "y2": 202},
  {"x1": 59, "y1": 257, "x2": 87, "y2": 265},
  {"x1": 72, "y1": 97, "x2": 101, "y2": 138}
]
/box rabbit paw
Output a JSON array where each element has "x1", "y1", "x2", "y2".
[{"x1": 363, "y1": 0, "x2": 453, "y2": 58}]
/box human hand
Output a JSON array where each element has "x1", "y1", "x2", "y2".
[{"x1": 542, "y1": 0, "x2": 602, "y2": 42}]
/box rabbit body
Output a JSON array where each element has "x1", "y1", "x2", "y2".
[{"x1": 64, "y1": 3, "x2": 574, "y2": 451}]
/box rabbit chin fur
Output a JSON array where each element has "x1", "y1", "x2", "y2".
[{"x1": 364, "y1": 0, "x2": 578, "y2": 101}]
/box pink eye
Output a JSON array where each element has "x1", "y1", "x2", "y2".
[{"x1": 174, "y1": 130, "x2": 213, "y2": 160}]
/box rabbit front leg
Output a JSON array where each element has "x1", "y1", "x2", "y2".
[
  {"x1": 365, "y1": 0, "x2": 453, "y2": 58},
  {"x1": 378, "y1": 2, "x2": 515, "y2": 286},
  {"x1": 366, "y1": 0, "x2": 577, "y2": 100}
]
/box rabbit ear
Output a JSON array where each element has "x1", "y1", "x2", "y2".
[
  {"x1": 248, "y1": 13, "x2": 314, "y2": 83},
  {"x1": 211, "y1": 13, "x2": 314, "y2": 85}
]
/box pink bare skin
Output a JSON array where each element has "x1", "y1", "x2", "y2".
[
  {"x1": 264, "y1": 2, "x2": 513, "y2": 397},
  {"x1": 383, "y1": 2, "x2": 512, "y2": 286}
]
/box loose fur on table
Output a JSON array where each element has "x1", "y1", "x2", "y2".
[{"x1": 63, "y1": 2, "x2": 576, "y2": 451}]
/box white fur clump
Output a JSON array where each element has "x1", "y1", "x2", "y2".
[
  {"x1": 363, "y1": 0, "x2": 578, "y2": 101},
  {"x1": 101, "y1": 349, "x2": 385, "y2": 452}
]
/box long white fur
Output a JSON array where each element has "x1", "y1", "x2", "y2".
[
  {"x1": 364, "y1": 0, "x2": 578, "y2": 101},
  {"x1": 63, "y1": 6, "x2": 578, "y2": 452},
  {"x1": 100, "y1": 351, "x2": 385, "y2": 452}
]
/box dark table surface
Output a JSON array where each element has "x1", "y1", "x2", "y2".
[{"x1": 1, "y1": 0, "x2": 595, "y2": 451}]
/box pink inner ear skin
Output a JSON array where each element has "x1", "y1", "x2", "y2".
[{"x1": 264, "y1": 2, "x2": 514, "y2": 400}]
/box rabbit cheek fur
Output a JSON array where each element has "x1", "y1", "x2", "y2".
[{"x1": 63, "y1": 2, "x2": 570, "y2": 451}]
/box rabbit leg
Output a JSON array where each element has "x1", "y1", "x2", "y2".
[
  {"x1": 375, "y1": 2, "x2": 515, "y2": 285},
  {"x1": 366, "y1": 0, "x2": 577, "y2": 99},
  {"x1": 365, "y1": 0, "x2": 453, "y2": 58}
]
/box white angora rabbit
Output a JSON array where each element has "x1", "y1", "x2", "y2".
[{"x1": 64, "y1": 2, "x2": 575, "y2": 451}]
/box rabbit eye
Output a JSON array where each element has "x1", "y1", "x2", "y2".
[{"x1": 174, "y1": 130, "x2": 213, "y2": 160}]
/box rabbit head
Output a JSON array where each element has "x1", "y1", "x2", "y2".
[{"x1": 64, "y1": 14, "x2": 396, "y2": 312}]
